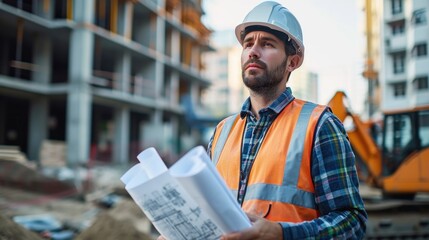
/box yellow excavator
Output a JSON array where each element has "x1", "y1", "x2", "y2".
[{"x1": 328, "y1": 91, "x2": 429, "y2": 198}]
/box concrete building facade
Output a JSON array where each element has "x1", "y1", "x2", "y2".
[
  {"x1": 0, "y1": 0, "x2": 213, "y2": 166},
  {"x1": 381, "y1": 0, "x2": 429, "y2": 110}
]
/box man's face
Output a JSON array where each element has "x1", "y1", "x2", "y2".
[{"x1": 241, "y1": 31, "x2": 288, "y2": 94}]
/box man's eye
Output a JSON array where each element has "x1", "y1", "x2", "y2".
[
  {"x1": 264, "y1": 42, "x2": 274, "y2": 47},
  {"x1": 244, "y1": 43, "x2": 253, "y2": 48}
]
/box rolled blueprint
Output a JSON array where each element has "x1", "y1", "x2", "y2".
[{"x1": 121, "y1": 146, "x2": 251, "y2": 240}]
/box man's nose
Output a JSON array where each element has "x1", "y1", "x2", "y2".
[{"x1": 248, "y1": 45, "x2": 260, "y2": 59}]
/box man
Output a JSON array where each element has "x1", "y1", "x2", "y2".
[{"x1": 208, "y1": 1, "x2": 367, "y2": 239}]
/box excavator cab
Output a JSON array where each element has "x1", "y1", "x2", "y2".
[
  {"x1": 382, "y1": 112, "x2": 417, "y2": 175},
  {"x1": 380, "y1": 107, "x2": 429, "y2": 195},
  {"x1": 382, "y1": 109, "x2": 429, "y2": 175}
]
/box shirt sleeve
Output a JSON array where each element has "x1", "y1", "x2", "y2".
[{"x1": 280, "y1": 111, "x2": 368, "y2": 239}]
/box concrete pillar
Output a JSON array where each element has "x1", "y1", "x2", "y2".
[
  {"x1": 170, "y1": 71, "x2": 179, "y2": 105},
  {"x1": 32, "y1": 34, "x2": 52, "y2": 84},
  {"x1": 143, "y1": 110, "x2": 163, "y2": 150},
  {"x1": 157, "y1": 0, "x2": 165, "y2": 9},
  {"x1": 154, "y1": 15, "x2": 166, "y2": 100},
  {"x1": 190, "y1": 82, "x2": 199, "y2": 103},
  {"x1": 191, "y1": 45, "x2": 199, "y2": 71},
  {"x1": 113, "y1": 107, "x2": 130, "y2": 164},
  {"x1": 66, "y1": 0, "x2": 94, "y2": 166},
  {"x1": 118, "y1": 1, "x2": 134, "y2": 39},
  {"x1": 171, "y1": 30, "x2": 180, "y2": 64},
  {"x1": 156, "y1": 15, "x2": 165, "y2": 53},
  {"x1": 170, "y1": 116, "x2": 179, "y2": 157},
  {"x1": 28, "y1": 98, "x2": 48, "y2": 162},
  {"x1": 173, "y1": 1, "x2": 181, "y2": 21},
  {"x1": 154, "y1": 61, "x2": 164, "y2": 100},
  {"x1": 115, "y1": 52, "x2": 131, "y2": 92},
  {"x1": 72, "y1": 0, "x2": 94, "y2": 22}
]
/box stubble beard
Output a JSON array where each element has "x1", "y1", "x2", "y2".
[{"x1": 242, "y1": 57, "x2": 288, "y2": 98}]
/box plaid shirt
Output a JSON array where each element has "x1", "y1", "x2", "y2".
[{"x1": 208, "y1": 87, "x2": 367, "y2": 239}]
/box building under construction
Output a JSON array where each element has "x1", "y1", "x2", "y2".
[{"x1": 0, "y1": 0, "x2": 214, "y2": 166}]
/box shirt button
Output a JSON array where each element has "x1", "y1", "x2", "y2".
[{"x1": 240, "y1": 174, "x2": 246, "y2": 181}]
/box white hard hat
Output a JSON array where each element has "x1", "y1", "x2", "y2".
[{"x1": 235, "y1": 1, "x2": 304, "y2": 68}]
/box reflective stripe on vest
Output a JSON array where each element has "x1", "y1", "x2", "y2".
[
  {"x1": 213, "y1": 114, "x2": 238, "y2": 166},
  {"x1": 231, "y1": 183, "x2": 316, "y2": 209},
  {"x1": 283, "y1": 102, "x2": 316, "y2": 187}
]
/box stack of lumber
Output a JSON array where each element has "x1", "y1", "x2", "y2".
[
  {"x1": 0, "y1": 145, "x2": 27, "y2": 163},
  {"x1": 39, "y1": 140, "x2": 67, "y2": 167}
]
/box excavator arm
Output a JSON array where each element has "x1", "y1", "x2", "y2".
[{"x1": 327, "y1": 91, "x2": 382, "y2": 186}]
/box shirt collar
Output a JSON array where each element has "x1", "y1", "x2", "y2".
[{"x1": 240, "y1": 87, "x2": 295, "y2": 119}]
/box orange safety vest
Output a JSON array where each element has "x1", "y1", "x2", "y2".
[{"x1": 211, "y1": 99, "x2": 327, "y2": 222}]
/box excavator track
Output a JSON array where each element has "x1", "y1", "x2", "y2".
[{"x1": 364, "y1": 197, "x2": 429, "y2": 239}]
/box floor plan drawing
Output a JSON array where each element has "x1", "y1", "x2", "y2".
[{"x1": 140, "y1": 183, "x2": 222, "y2": 240}]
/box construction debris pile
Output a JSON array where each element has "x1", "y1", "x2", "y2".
[{"x1": 0, "y1": 146, "x2": 155, "y2": 240}]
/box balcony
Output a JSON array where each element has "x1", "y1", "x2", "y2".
[
  {"x1": 385, "y1": 7, "x2": 405, "y2": 23},
  {"x1": 385, "y1": 35, "x2": 406, "y2": 53},
  {"x1": 409, "y1": 57, "x2": 429, "y2": 77}
]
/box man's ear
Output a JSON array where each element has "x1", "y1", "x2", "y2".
[{"x1": 286, "y1": 55, "x2": 302, "y2": 72}]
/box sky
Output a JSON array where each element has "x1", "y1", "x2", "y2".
[{"x1": 202, "y1": 0, "x2": 368, "y2": 114}]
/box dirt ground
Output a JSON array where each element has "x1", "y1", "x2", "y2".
[
  {"x1": 0, "y1": 213, "x2": 43, "y2": 240},
  {"x1": 0, "y1": 159, "x2": 156, "y2": 239}
]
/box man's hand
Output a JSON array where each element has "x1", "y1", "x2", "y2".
[{"x1": 220, "y1": 213, "x2": 283, "y2": 240}]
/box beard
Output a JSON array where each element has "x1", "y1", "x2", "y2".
[{"x1": 242, "y1": 57, "x2": 288, "y2": 96}]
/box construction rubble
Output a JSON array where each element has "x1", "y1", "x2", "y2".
[{"x1": 0, "y1": 145, "x2": 155, "y2": 240}]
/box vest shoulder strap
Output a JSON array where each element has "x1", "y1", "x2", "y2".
[{"x1": 212, "y1": 113, "x2": 238, "y2": 165}]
